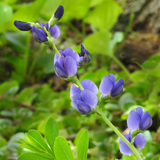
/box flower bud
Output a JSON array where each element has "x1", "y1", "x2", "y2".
[
  {"x1": 49, "y1": 5, "x2": 64, "y2": 28},
  {"x1": 14, "y1": 20, "x2": 32, "y2": 31},
  {"x1": 54, "y1": 5, "x2": 64, "y2": 20},
  {"x1": 79, "y1": 43, "x2": 91, "y2": 65}
]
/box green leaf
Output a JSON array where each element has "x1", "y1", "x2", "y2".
[
  {"x1": 60, "y1": 0, "x2": 91, "y2": 22},
  {"x1": 28, "y1": 130, "x2": 54, "y2": 156},
  {"x1": 18, "y1": 152, "x2": 52, "y2": 160},
  {"x1": 77, "y1": 130, "x2": 89, "y2": 160},
  {"x1": 74, "y1": 128, "x2": 86, "y2": 146},
  {"x1": 0, "y1": 137, "x2": 7, "y2": 148},
  {"x1": 118, "y1": 92, "x2": 135, "y2": 110},
  {"x1": 84, "y1": 30, "x2": 112, "y2": 54},
  {"x1": 110, "y1": 32, "x2": 124, "y2": 54},
  {"x1": 40, "y1": 0, "x2": 61, "y2": 19},
  {"x1": 17, "y1": 88, "x2": 36, "y2": 104},
  {"x1": 25, "y1": 133, "x2": 45, "y2": 152},
  {"x1": 0, "y1": 80, "x2": 19, "y2": 96},
  {"x1": 5, "y1": 32, "x2": 29, "y2": 53},
  {"x1": 151, "y1": 154, "x2": 160, "y2": 160},
  {"x1": 142, "y1": 60, "x2": 156, "y2": 69},
  {"x1": 0, "y1": 3, "x2": 12, "y2": 32},
  {"x1": 45, "y1": 117, "x2": 59, "y2": 151},
  {"x1": 84, "y1": 0, "x2": 122, "y2": 30},
  {"x1": 54, "y1": 136, "x2": 74, "y2": 160},
  {"x1": 131, "y1": 70, "x2": 146, "y2": 82}
]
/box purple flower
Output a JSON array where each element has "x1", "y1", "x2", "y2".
[
  {"x1": 54, "y1": 5, "x2": 64, "y2": 20},
  {"x1": 70, "y1": 79, "x2": 98, "y2": 114},
  {"x1": 32, "y1": 26, "x2": 48, "y2": 42},
  {"x1": 127, "y1": 107, "x2": 152, "y2": 131},
  {"x1": 54, "y1": 48, "x2": 80, "y2": 78},
  {"x1": 14, "y1": 21, "x2": 32, "y2": 31},
  {"x1": 32, "y1": 22, "x2": 60, "y2": 43},
  {"x1": 99, "y1": 74, "x2": 124, "y2": 97},
  {"x1": 78, "y1": 44, "x2": 91, "y2": 65},
  {"x1": 119, "y1": 132, "x2": 146, "y2": 156}
]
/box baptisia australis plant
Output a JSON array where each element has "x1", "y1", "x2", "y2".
[{"x1": 15, "y1": 5, "x2": 153, "y2": 160}]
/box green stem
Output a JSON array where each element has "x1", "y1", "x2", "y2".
[
  {"x1": 52, "y1": 42, "x2": 61, "y2": 57},
  {"x1": 71, "y1": 76, "x2": 84, "y2": 90},
  {"x1": 95, "y1": 107, "x2": 143, "y2": 160},
  {"x1": 43, "y1": 26, "x2": 61, "y2": 57}
]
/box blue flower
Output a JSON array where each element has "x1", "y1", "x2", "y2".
[
  {"x1": 54, "y1": 48, "x2": 80, "y2": 78},
  {"x1": 70, "y1": 79, "x2": 98, "y2": 114},
  {"x1": 78, "y1": 43, "x2": 91, "y2": 65},
  {"x1": 54, "y1": 5, "x2": 64, "y2": 20},
  {"x1": 32, "y1": 22, "x2": 60, "y2": 43},
  {"x1": 119, "y1": 132, "x2": 146, "y2": 156},
  {"x1": 127, "y1": 107, "x2": 152, "y2": 131},
  {"x1": 99, "y1": 74, "x2": 124, "y2": 97},
  {"x1": 14, "y1": 21, "x2": 32, "y2": 31}
]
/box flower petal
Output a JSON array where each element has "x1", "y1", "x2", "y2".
[
  {"x1": 139, "y1": 111, "x2": 152, "y2": 131},
  {"x1": 111, "y1": 78, "x2": 124, "y2": 97},
  {"x1": 54, "y1": 53, "x2": 59, "y2": 65},
  {"x1": 127, "y1": 110, "x2": 141, "y2": 131},
  {"x1": 81, "y1": 79, "x2": 98, "y2": 94},
  {"x1": 136, "y1": 107, "x2": 143, "y2": 118},
  {"x1": 81, "y1": 90, "x2": 98, "y2": 108},
  {"x1": 14, "y1": 21, "x2": 32, "y2": 31},
  {"x1": 119, "y1": 132, "x2": 133, "y2": 156},
  {"x1": 64, "y1": 56, "x2": 77, "y2": 77},
  {"x1": 50, "y1": 24, "x2": 60, "y2": 39},
  {"x1": 99, "y1": 75, "x2": 114, "y2": 97},
  {"x1": 55, "y1": 58, "x2": 68, "y2": 78},
  {"x1": 39, "y1": 22, "x2": 45, "y2": 28},
  {"x1": 71, "y1": 93, "x2": 81, "y2": 110},
  {"x1": 109, "y1": 74, "x2": 115, "y2": 83},
  {"x1": 63, "y1": 48, "x2": 79, "y2": 62},
  {"x1": 70, "y1": 85, "x2": 81, "y2": 98},
  {"x1": 134, "y1": 133, "x2": 146, "y2": 150},
  {"x1": 77, "y1": 100, "x2": 91, "y2": 114}
]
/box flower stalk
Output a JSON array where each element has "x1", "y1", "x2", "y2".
[{"x1": 95, "y1": 107, "x2": 143, "y2": 160}]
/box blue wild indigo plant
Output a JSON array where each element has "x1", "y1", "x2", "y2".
[{"x1": 14, "y1": 4, "x2": 153, "y2": 160}]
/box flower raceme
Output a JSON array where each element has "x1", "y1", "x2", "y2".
[
  {"x1": 70, "y1": 80, "x2": 98, "y2": 114},
  {"x1": 99, "y1": 74, "x2": 124, "y2": 97},
  {"x1": 14, "y1": 5, "x2": 63, "y2": 42},
  {"x1": 127, "y1": 107, "x2": 152, "y2": 131},
  {"x1": 119, "y1": 132, "x2": 146, "y2": 156}
]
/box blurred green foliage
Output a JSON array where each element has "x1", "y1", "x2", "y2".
[{"x1": 0, "y1": 0, "x2": 160, "y2": 160}]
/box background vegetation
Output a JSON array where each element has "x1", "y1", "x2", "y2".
[{"x1": 0, "y1": 0, "x2": 160, "y2": 159}]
